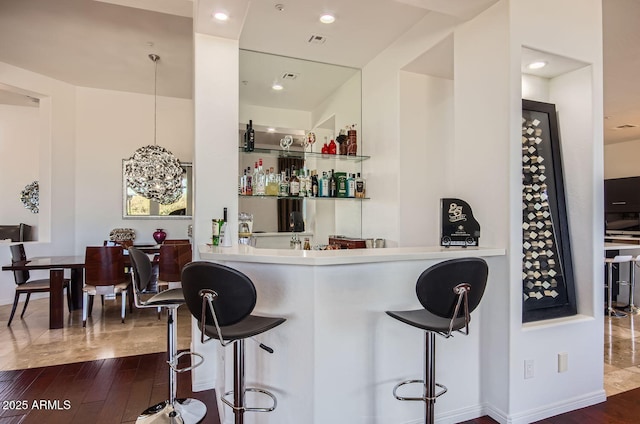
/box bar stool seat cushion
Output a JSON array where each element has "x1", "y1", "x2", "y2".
[
  {"x1": 141, "y1": 288, "x2": 185, "y2": 307},
  {"x1": 202, "y1": 314, "x2": 286, "y2": 342},
  {"x1": 386, "y1": 309, "x2": 467, "y2": 333}
]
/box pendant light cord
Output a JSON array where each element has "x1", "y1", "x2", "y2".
[
  {"x1": 149, "y1": 54, "x2": 160, "y2": 146},
  {"x1": 154, "y1": 56, "x2": 157, "y2": 146}
]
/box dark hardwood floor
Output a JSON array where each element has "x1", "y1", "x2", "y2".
[
  {"x1": 0, "y1": 352, "x2": 219, "y2": 424},
  {"x1": 461, "y1": 387, "x2": 640, "y2": 424},
  {"x1": 2, "y1": 350, "x2": 640, "y2": 423}
]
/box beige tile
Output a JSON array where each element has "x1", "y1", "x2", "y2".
[{"x1": 0, "y1": 298, "x2": 192, "y2": 371}]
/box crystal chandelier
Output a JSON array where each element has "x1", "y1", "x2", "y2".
[
  {"x1": 124, "y1": 54, "x2": 183, "y2": 205},
  {"x1": 20, "y1": 180, "x2": 39, "y2": 213}
]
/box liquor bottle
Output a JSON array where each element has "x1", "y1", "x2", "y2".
[
  {"x1": 245, "y1": 166, "x2": 253, "y2": 196},
  {"x1": 303, "y1": 238, "x2": 311, "y2": 250},
  {"x1": 299, "y1": 168, "x2": 308, "y2": 197},
  {"x1": 355, "y1": 173, "x2": 366, "y2": 198},
  {"x1": 328, "y1": 169, "x2": 337, "y2": 198},
  {"x1": 289, "y1": 167, "x2": 300, "y2": 196},
  {"x1": 239, "y1": 168, "x2": 246, "y2": 195},
  {"x1": 251, "y1": 162, "x2": 258, "y2": 195},
  {"x1": 248, "y1": 120, "x2": 255, "y2": 151},
  {"x1": 255, "y1": 159, "x2": 266, "y2": 196},
  {"x1": 266, "y1": 166, "x2": 279, "y2": 196},
  {"x1": 279, "y1": 171, "x2": 289, "y2": 197},
  {"x1": 319, "y1": 171, "x2": 329, "y2": 197},
  {"x1": 311, "y1": 171, "x2": 318, "y2": 197},
  {"x1": 347, "y1": 173, "x2": 356, "y2": 198}
]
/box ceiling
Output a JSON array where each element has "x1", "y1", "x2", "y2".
[{"x1": 0, "y1": 0, "x2": 635, "y2": 144}]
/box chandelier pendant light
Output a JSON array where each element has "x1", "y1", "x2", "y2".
[{"x1": 124, "y1": 54, "x2": 184, "y2": 205}]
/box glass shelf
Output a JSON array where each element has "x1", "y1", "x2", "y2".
[
  {"x1": 239, "y1": 147, "x2": 370, "y2": 162},
  {"x1": 239, "y1": 195, "x2": 369, "y2": 200}
]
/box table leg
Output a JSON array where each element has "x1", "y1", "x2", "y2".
[
  {"x1": 50, "y1": 269, "x2": 64, "y2": 329},
  {"x1": 70, "y1": 267, "x2": 83, "y2": 310}
]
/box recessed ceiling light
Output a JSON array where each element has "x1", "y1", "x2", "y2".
[
  {"x1": 272, "y1": 83, "x2": 284, "y2": 91},
  {"x1": 528, "y1": 61, "x2": 547, "y2": 70},
  {"x1": 320, "y1": 14, "x2": 335, "y2": 24},
  {"x1": 213, "y1": 12, "x2": 229, "y2": 21}
]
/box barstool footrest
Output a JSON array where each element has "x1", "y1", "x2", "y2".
[
  {"x1": 168, "y1": 351, "x2": 204, "y2": 373},
  {"x1": 392, "y1": 379, "x2": 448, "y2": 402},
  {"x1": 222, "y1": 387, "x2": 277, "y2": 412}
]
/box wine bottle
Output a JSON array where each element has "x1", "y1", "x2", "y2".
[
  {"x1": 329, "y1": 169, "x2": 337, "y2": 197},
  {"x1": 243, "y1": 123, "x2": 249, "y2": 152},
  {"x1": 248, "y1": 120, "x2": 255, "y2": 151},
  {"x1": 311, "y1": 171, "x2": 318, "y2": 197}
]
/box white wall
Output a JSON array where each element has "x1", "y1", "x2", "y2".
[
  {"x1": 604, "y1": 139, "x2": 640, "y2": 178},
  {"x1": 399, "y1": 72, "x2": 454, "y2": 246},
  {"x1": 359, "y1": 0, "x2": 603, "y2": 422},
  {"x1": 362, "y1": 12, "x2": 461, "y2": 247},
  {"x1": 0, "y1": 64, "x2": 194, "y2": 306},
  {"x1": 75, "y1": 87, "x2": 193, "y2": 251},
  {"x1": 0, "y1": 104, "x2": 40, "y2": 228},
  {"x1": 0, "y1": 61, "x2": 76, "y2": 305}
]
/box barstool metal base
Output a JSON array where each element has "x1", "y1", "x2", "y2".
[
  {"x1": 623, "y1": 304, "x2": 640, "y2": 314},
  {"x1": 136, "y1": 398, "x2": 207, "y2": 424},
  {"x1": 222, "y1": 387, "x2": 277, "y2": 412},
  {"x1": 606, "y1": 307, "x2": 627, "y2": 318}
]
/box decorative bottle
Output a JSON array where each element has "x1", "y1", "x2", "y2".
[
  {"x1": 153, "y1": 229, "x2": 167, "y2": 244},
  {"x1": 328, "y1": 139, "x2": 337, "y2": 155}
]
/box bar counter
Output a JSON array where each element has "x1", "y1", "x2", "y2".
[{"x1": 197, "y1": 244, "x2": 506, "y2": 424}]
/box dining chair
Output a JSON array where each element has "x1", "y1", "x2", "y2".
[
  {"x1": 82, "y1": 246, "x2": 132, "y2": 327},
  {"x1": 158, "y1": 243, "x2": 192, "y2": 290},
  {"x1": 7, "y1": 244, "x2": 72, "y2": 326},
  {"x1": 162, "y1": 239, "x2": 191, "y2": 245}
]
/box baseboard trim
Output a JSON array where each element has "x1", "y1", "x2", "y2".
[{"x1": 497, "y1": 390, "x2": 607, "y2": 424}]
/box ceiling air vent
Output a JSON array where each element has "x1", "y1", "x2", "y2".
[
  {"x1": 308, "y1": 34, "x2": 326, "y2": 45},
  {"x1": 281, "y1": 72, "x2": 298, "y2": 80}
]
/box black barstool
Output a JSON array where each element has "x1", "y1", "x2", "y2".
[
  {"x1": 386, "y1": 257, "x2": 488, "y2": 424},
  {"x1": 181, "y1": 261, "x2": 286, "y2": 424},
  {"x1": 128, "y1": 248, "x2": 207, "y2": 424}
]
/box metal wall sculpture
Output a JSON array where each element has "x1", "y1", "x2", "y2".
[{"x1": 521, "y1": 99, "x2": 577, "y2": 322}]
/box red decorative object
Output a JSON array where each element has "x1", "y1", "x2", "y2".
[
  {"x1": 328, "y1": 139, "x2": 337, "y2": 154},
  {"x1": 321, "y1": 143, "x2": 329, "y2": 154},
  {"x1": 153, "y1": 229, "x2": 167, "y2": 244}
]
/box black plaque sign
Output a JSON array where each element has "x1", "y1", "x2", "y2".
[{"x1": 440, "y1": 198, "x2": 480, "y2": 247}]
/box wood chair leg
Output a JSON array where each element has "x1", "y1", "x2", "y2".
[
  {"x1": 7, "y1": 293, "x2": 20, "y2": 326},
  {"x1": 20, "y1": 293, "x2": 31, "y2": 318}
]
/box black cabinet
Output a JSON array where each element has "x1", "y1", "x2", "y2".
[{"x1": 605, "y1": 177, "x2": 640, "y2": 213}]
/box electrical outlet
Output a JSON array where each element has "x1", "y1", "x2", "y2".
[
  {"x1": 524, "y1": 359, "x2": 534, "y2": 379},
  {"x1": 558, "y1": 352, "x2": 568, "y2": 373}
]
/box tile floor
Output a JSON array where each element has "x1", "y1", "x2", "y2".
[
  {"x1": 0, "y1": 296, "x2": 192, "y2": 370},
  {"x1": 604, "y1": 311, "x2": 640, "y2": 396},
  {"x1": 0, "y1": 297, "x2": 638, "y2": 398}
]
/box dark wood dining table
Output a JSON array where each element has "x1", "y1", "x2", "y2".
[{"x1": 1, "y1": 246, "x2": 159, "y2": 330}]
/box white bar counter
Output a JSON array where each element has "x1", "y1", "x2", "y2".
[{"x1": 197, "y1": 244, "x2": 506, "y2": 424}]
